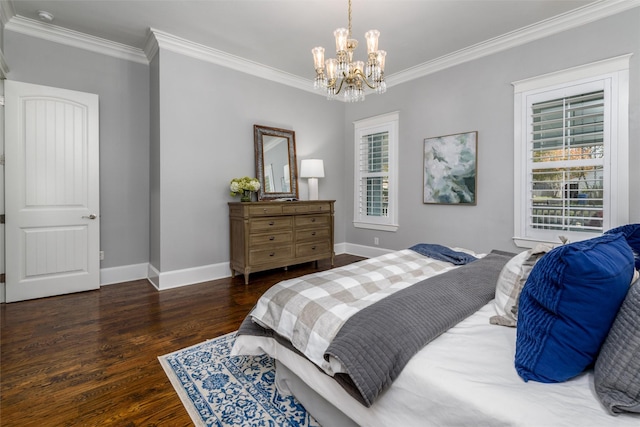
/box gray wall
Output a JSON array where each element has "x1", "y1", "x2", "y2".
[
  {"x1": 151, "y1": 48, "x2": 346, "y2": 273},
  {"x1": 343, "y1": 9, "x2": 640, "y2": 254},
  {"x1": 4, "y1": 32, "x2": 151, "y2": 269},
  {"x1": 3, "y1": 7, "x2": 639, "y2": 279}
]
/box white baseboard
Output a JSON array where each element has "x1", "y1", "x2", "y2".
[
  {"x1": 334, "y1": 242, "x2": 347, "y2": 255},
  {"x1": 146, "y1": 261, "x2": 231, "y2": 291},
  {"x1": 100, "y1": 262, "x2": 149, "y2": 285},
  {"x1": 0, "y1": 243, "x2": 380, "y2": 303},
  {"x1": 342, "y1": 242, "x2": 394, "y2": 258}
]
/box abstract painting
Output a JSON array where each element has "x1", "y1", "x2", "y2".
[{"x1": 423, "y1": 131, "x2": 477, "y2": 205}]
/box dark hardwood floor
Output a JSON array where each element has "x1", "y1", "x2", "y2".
[{"x1": 0, "y1": 254, "x2": 364, "y2": 426}]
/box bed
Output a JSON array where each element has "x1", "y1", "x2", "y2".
[{"x1": 231, "y1": 231, "x2": 640, "y2": 426}]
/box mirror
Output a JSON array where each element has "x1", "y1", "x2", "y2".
[{"x1": 254, "y1": 125, "x2": 299, "y2": 200}]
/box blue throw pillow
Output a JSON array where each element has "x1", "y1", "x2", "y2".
[
  {"x1": 606, "y1": 224, "x2": 640, "y2": 269},
  {"x1": 515, "y1": 233, "x2": 635, "y2": 383}
]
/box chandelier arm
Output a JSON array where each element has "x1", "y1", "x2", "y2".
[
  {"x1": 333, "y1": 73, "x2": 348, "y2": 94},
  {"x1": 353, "y1": 69, "x2": 378, "y2": 90}
]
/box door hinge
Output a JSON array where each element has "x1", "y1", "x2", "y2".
[
  {"x1": 0, "y1": 273, "x2": 5, "y2": 284},
  {"x1": 0, "y1": 154, "x2": 4, "y2": 165},
  {"x1": 0, "y1": 96, "x2": 4, "y2": 106},
  {"x1": 0, "y1": 214, "x2": 4, "y2": 224}
]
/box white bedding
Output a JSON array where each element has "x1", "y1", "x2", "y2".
[{"x1": 233, "y1": 301, "x2": 640, "y2": 426}]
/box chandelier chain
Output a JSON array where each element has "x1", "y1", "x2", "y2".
[{"x1": 348, "y1": 0, "x2": 352, "y2": 37}]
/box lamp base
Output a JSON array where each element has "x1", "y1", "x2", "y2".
[{"x1": 308, "y1": 178, "x2": 319, "y2": 200}]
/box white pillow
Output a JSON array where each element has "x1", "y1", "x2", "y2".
[{"x1": 490, "y1": 243, "x2": 553, "y2": 327}]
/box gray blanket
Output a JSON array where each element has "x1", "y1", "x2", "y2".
[
  {"x1": 326, "y1": 250, "x2": 512, "y2": 407},
  {"x1": 238, "y1": 250, "x2": 513, "y2": 407}
]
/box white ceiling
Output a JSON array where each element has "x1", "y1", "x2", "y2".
[{"x1": 5, "y1": 0, "x2": 608, "y2": 80}]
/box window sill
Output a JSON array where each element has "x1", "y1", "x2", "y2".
[
  {"x1": 513, "y1": 232, "x2": 600, "y2": 249},
  {"x1": 353, "y1": 222, "x2": 399, "y2": 232}
]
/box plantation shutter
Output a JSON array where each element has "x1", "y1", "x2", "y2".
[
  {"x1": 529, "y1": 90, "x2": 605, "y2": 233},
  {"x1": 358, "y1": 131, "x2": 389, "y2": 218}
]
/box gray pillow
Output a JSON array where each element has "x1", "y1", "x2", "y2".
[{"x1": 594, "y1": 278, "x2": 640, "y2": 415}]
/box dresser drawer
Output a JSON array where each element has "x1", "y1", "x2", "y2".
[
  {"x1": 282, "y1": 204, "x2": 310, "y2": 214},
  {"x1": 250, "y1": 217, "x2": 292, "y2": 232},
  {"x1": 296, "y1": 227, "x2": 330, "y2": 242},
  {"x1": 308, "y1": 202, "x2": 332, "y2": 213},
  {"x1": 250, "y1": 245, "x2": 294, "y2": 265},
  {"x1": 283, "y1": 202, "x2": 332, "y2": 214},
  {"x1": 295, "y1": 214, "x2": 330, "y2": 228},
  {"x1": 250, "y1": 231, "x2": 293, "y2": 246},
  {"x1": 248, "y1": 204, "x2": 283, "y2": 216},
  {"x1": 296, "y1": 241, "x2": 332, "y2": 258}
]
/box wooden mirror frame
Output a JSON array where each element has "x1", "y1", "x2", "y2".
[{"x1": 254, "y1": 124, "x2": 299, "y2": 200}]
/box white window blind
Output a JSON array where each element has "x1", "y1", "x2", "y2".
[
  {"x1": 353, "y1": 112, "x2": 399, "y2": 231},
  {"x1": 512, "y1": 55, "x2": 630, "y2": 248},
  {"x1": 359, "y1": 131, "x2": 389, "y2": 217},
  {"x1": 529, "y1": 90, "x2": 605, "y2": 233}
]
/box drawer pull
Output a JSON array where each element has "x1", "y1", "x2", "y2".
[
  {"x1": 270, "y1": 252, "x2": 275, "y2": 257},
  {"x1": 269, "y1": 221, "x2": 275, "y2": 226},
  {"x1": 269, "y1": 236, "x2": 275, "y2": 241},
  {"x1": 311, "y1": 246, "x2": 317, "y2": 250},
  {"x1": 263, "y1": 208, "x2": 268, "y2": 213},
  {"x1": 311, "y1": 218, "x2": 316, "y2": 222},
  {"x1": 311, "y1": 231, "x2": 316, "y2": 236}
]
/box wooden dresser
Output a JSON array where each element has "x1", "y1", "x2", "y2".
[{"x1": 228, "y1": 200, "x2": 335, "y2": 284}]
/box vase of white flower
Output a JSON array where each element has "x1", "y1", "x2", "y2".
[
  {"x1": 230, "y1": 177, "x2": 261, "y2": 202},
  {"x1": 240, "y1": 190, "x2": 252, "y2": 202}
]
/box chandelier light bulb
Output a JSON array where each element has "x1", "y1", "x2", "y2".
[
  {"x1": 312, "y1": 47, "x2": 325, "y2": 70},
  {"x1": 365, "y1": 30, "x2": 380, "y2": 54},
  {"x1": 334, "y1": 28, "x2": 349, "y2": 52},
  {"x1": 377, "y1": 50, "x2": 387, "y2": 72}
]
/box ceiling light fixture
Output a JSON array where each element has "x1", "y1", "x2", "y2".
[
  {"x1": 37, "y1": 10, "x2": 54, "y2": 22},
  {"x1": 311, "y1": 0, "x2": 387, "y2": 102}
]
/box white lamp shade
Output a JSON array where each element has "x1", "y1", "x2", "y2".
[{"x1": 300, "y1": 159, "x2": 325, "y2": 178}]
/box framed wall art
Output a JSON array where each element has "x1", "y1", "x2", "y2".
[{"x1": 423, "y1": 131, "x2": 477, "y2": 205}]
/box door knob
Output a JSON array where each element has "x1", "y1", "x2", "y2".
[{"x1": 82, "y1": 214, "x2": 97, "y2": 219}]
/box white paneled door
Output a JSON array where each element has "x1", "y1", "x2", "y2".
[{"x1": 5, "y1": 81, "x2": 100, "y2": 302}]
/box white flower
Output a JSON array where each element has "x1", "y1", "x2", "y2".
[{"x1": 229, "y1": 177, "x2": 261, "y2": 197}]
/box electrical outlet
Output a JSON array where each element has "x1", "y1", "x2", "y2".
[
  {"x1": 100, "y1": 251, "x2": 105, "y2": 260},
  {"x1": 374, "y1": 237, "x2": 379, "y2": 246}
]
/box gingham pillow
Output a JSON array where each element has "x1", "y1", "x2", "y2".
[{"x1": 490, "y1": 243, "x2": 553, "y2": 327}]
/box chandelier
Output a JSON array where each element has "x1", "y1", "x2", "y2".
[{"x1": 311, "y1": 0, "x2": 387, "y2": 102}]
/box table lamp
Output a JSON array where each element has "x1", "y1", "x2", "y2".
[{"x1": 300, "y1": 159, "x2": 325, "y2": 200}]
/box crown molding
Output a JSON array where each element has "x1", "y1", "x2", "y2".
[
  {"x1": 2, "y1": 0, "x2": 637, "y2": 92},
  {"x1": 386, "y1": 0, "x2": 640, "y2": 87},
  {"x1": 147, "y1": 28, "x2": 314, "y2": 94},
  {"x1": 5, "y1": 15, "x2": 148, "y2": 64}
]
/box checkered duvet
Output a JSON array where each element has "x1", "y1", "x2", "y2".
[{"x1": 249, "y1": 249, "x2": 468, "y2": 375}]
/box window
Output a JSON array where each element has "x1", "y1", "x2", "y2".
[
  {"x1": 353, "y1": 112, "x2": 399, "y2": 231},
  {"x1": 513, "y1": 55, "x2": 630, "y2": 247}
]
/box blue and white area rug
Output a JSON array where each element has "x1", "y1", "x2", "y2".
[{"x1": 158, "y1": 331, "x2": 320, "y2": 427}]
